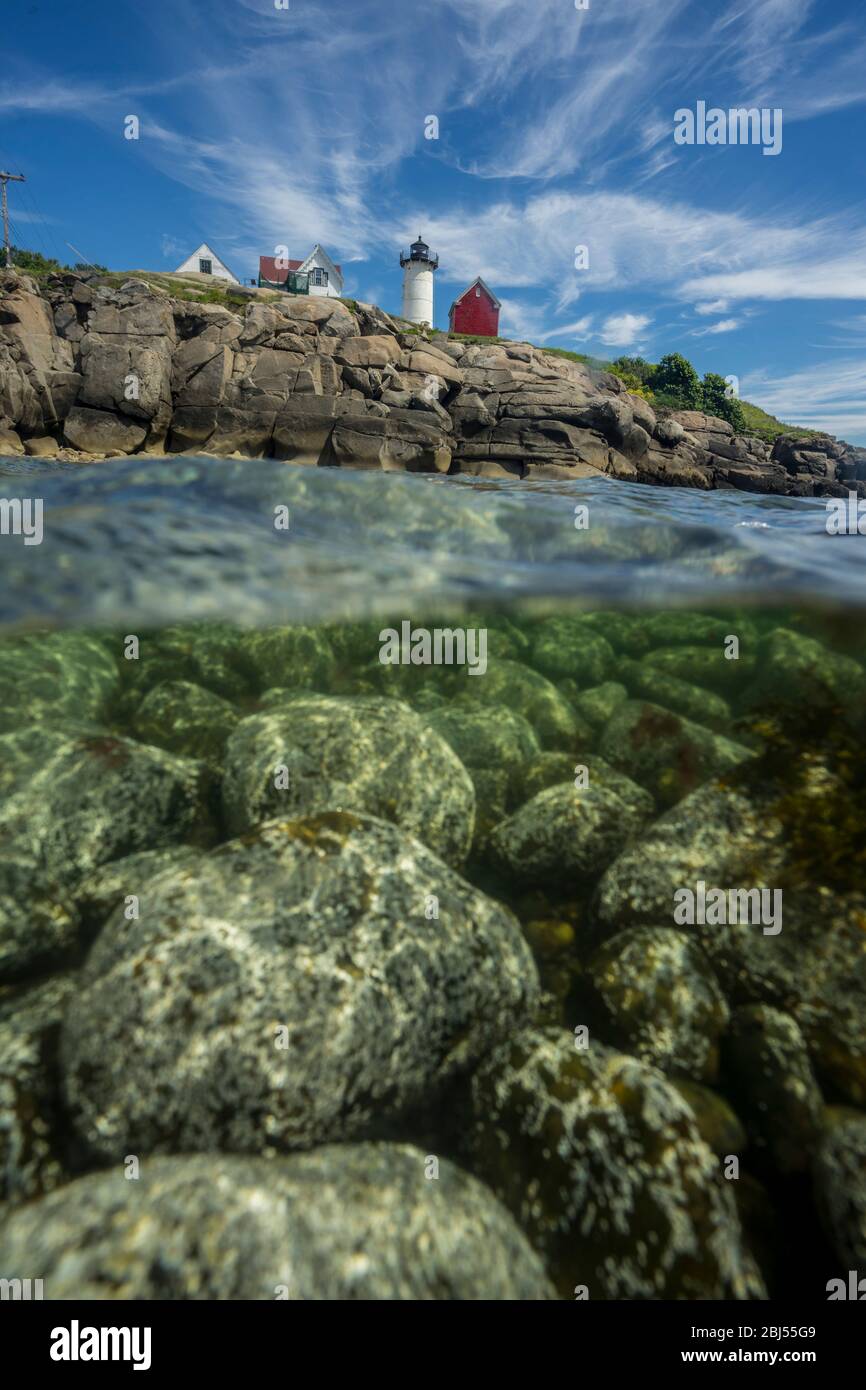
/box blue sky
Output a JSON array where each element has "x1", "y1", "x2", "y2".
[{"x1": 2, "y1": 0, "x2": 866, "y2": 440}]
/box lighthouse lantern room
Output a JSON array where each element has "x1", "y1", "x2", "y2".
[{"x1": 400, "y1": 234, "x2": 439, "y2": 327}]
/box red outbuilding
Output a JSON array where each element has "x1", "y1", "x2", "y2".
[{"x1": 448, "y1": 277, "x2": 501, "y2": 337}]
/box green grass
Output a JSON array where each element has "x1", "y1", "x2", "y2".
[{"x1": 737, "y1": 400, "x2": 822, "y2": 444}]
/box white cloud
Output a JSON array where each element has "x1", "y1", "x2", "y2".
[
  {"x1": 599, "y1": 313, "x2": 651, "y2": 348},
  {"x1": 695, "y1": 299, "x2": 729, "y2": 315},
  {"x1": 741, "y1": 358, "x2": 866, "y2": 444},
  {"x1": 692, "y1": 317, "x2": 740, "y2": 336}
]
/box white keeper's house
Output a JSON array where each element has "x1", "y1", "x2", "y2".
[
  {"x1": 174, "y1": 243, "x2": 241, "y2": 284},
  {"x1": 258, "y1": 244, "x2": 344, "y2": 298}
]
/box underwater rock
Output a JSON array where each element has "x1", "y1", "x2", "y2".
[
  {"x1": 0, "y1": 631, "x2": 117, "y2": 735},
  {"x1": 489, "y1": 761, "x2": 652, "y2": 885},
  {"x1": 133, "y1": 679, "x2": 240, "y2": 764},
  {"x1": 519, "y1": 751, "x2": 577, "y2": 802},
  {"x1": 530, "y1": 617, "x2": 615, "y2": 685},
  {"x1": 0, "y1": 734, "x2": 210, "y2": 980},
  {"x1": 587, "y1": 927, "x2": 729, "y2": 1082},
  {"x1": 721, "y1": 1006, "x2": 823, "y2": 1174},
  {"x1": 641, "y1": 612, "x2": 742, "y2": 649},
  {"x1": 618, "y1": 659, "x2": 732, "y2": 730},
  {"x1": 643, "y1": 644, "x2": 756, "y2": 697},
  {"x1": 454, "y1": 658, "x2": 586, "y2": 751},
  {"x1": 0, "y1": 973, "x2": 77, "y2": 1206},
  {"x1": 222, "y1": 694, "x2": 474, "y2": 865},
  {"x1": 73, "y1": 845, "x2": 203, "y2": 927},
  {"x1": 0, "y1": 1145, "x2": 555, "y2": 1299},
  {"x1": 241, "y1": 625, "x2": 336, "y2": 694},
  {"x1": 61, "y1": 813, "x2": 539, "y2": 1161},
  {"x1": 465, "y1": 1026, "x2": 765, "y2": 1299},
  {"x1": 813, "y1": 1111, "x2": 866, "y2": 1269},
  {"x1": 742, "y1": 627, "x2": 866, "y2": 713},
  {"x1": 671, "y1": 1079, "x2": 747, "y2": 1160},
  {"x1": 117, "y1": 623, "x2": 251, "y2": 706},
  {"x1": 574, "y1": 680, "x2": 628, "y2": 732},
  {"x1": 595, "y1": 779, "x2": 866, "y2": 1105},
  {"x1": 423, "y1": 704, "x2": 539, "y2": 805},
  {"x1": 598, "y1": 699, "x2": 752, "y2": 807}
]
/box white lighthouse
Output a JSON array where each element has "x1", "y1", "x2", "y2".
[{"x1": 400, "y1": 234, "x2": 439, "y2": 327}]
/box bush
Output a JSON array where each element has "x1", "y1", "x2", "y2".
[
  {"x1": 701, "y1": 372, "x2": 746, "y2": 431},
  {"x1": 651, "y1": 352, "x2": 703, "y2": 409}
]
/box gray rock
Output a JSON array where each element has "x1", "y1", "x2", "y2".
[
  {"x1": 519, "y1": 751, "x2": 576, "y2": 802},
  {"x1": 813, "y1": 1112, "x2": 866, "y2": 1269},
  {"x1": 133, "y1": 679, "x2": 240, "y2": 763},
  {"x1": 619, "y1": 660, "x2": 732, "y2": 731},
  {"x1": 595, "y1": 779, "x2": 866, "y2": 1106},
  {"x1": 0, "y1": 630, "x2": 117, "y2": 734},
  {"x1": 423, "y1": 704, "x2": 539, "y2": 805},
  {"x1": 598, "y1": 699, "x2": 752, "y2": 807},
  {"x1": 0, "y1": 734, "x2": 211, "y2": 980},
  {"x1": 454, "y1": 658, "x2": 586, "y2": 751},
  {"x1": 489, "y1": 761, "x2": 653, "y2": 885},
  {"x1": 588, "y1": 927, "x2": 729, "y2": 1081},
  {"x1": 722, "y1": 1006, "x2": 823, "y2": 1174},
  {"x1": 0, "y1": 1145, "x2": 555, "y2": 1300},
  {"x1": 643, "y1": 644, "x2": 756, "y2": 697},
  {"x1": 465, "y1": 1026, "x2": 765, "y2": 1299},
  {"x1": 0, "y1": 973, "x2": 78, "y2": 1206},
  {"x1": 530, "y1": 617, "x2": 615, "y2": 685},
  {"x1": 574, "y1": 680, "x2": 629, "y2": 732},
  {"x1": 222, "y1": 695, "x2": 475, "y2": 865},
  {"x1": 241, "y1": 625, "x2": 335, "y2": 693},
  {"x1": 61, "y1": 812, "x2": 539, "y2": 1160}
]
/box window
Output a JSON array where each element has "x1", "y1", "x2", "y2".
[
  {"x1": 311, "y1": 268, "x2": 329, "y2": 287},
  {"x1": 199, "y1": 258, "x2": 213, "y2": 275}
]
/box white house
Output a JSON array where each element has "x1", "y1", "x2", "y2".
[
  {"x1": 258, "y1": 244, "x2": 344, "y2": 298},
  {"x1": 174, "y1": 243, "x2": 240, "y2": 284}
]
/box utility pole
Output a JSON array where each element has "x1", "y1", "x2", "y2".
[{"x1": 0, "y1": 171, "x2": 25, "y2": 270}]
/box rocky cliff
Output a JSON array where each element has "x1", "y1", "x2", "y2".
[{"x1": 1, "y1": 267, "x2": 863, "y2": 499}]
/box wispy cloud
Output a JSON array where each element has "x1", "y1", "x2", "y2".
[
  {"x1": 742, "y1": 357, "x2": 866, "y2": 439},
  {"x1": 599, "y1": 313, "x2": 651, "y2": 348}
]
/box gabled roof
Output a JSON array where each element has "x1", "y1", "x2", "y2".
[
  {"x1": 178, "y1": 242, "x2": 241, "y2": 282},
  {"x1": 297, "y1": 244, "x2": 343, "y2": 280},
  {"x1": 259, "y1": 245, "x2": 343, "y2": 283},
  {"x1": 449, "y1": 276, "x2": 501, "y2": 314}
]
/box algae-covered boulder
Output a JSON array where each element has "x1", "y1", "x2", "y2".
[
  {"x1": 519, "y1": 751, "x2": 576, "y2": 803},
  {"x1": 643, "y1": 644, "x2": 756, "y2": 696},
  {"x1": 619, "y1": 659, "x2": 732, "y2": 731},
  {"x1": 423, "y1": 704, "x2": 539, "y2": 805},
  {"x1": 454, "y1": 659, "x2": 586, "y2": 750},
  {"x1": 241, "y1": 625, "x2": 336, "y2": 694},
  {"x1": 0, "y1": 630, "x2": 117, "y2": 734},
  {"x1": 222, "y1": 694, "x2": 474, "y2": 865},
  {"x1": 598, "y1": 699, "x2": 751, "y2": 807},
  {"x1": 574, "y1": 681, "x2": 628, "y2": 732},
  {"x1": 587, "y1": 927, "x2": 729, "y2": 1081},
  {"x1": 465, "y1": 1026, "x2": 765, "y2": 1299},
  {"x1": 813, "y1": 1111, "x2": 866, "y2": 1269},
  {"x1": 0, "y1": 1145, "x2": 555, "y2": 1300},
  {"x1": 133, "y1": 679, "x2": 240, "y2": 763},
  {"x1": 742, "y1": 627, "x2": 866, "y2": 712},
  {"x1": 0, "y1": 733, "x2": 211, "y2": 980},
  {"x1": 61, "y1": 813, "x2": 539, "y2": 1160},
  {"x1": 489, "y1": 761, "x2": 652, "y2": 885},
  {"x1": 595, "y1": 778, "x2": 866, "y2": 1106},
  {"x1": 73, "y1": 845, "x2": 203, "y2": 927},
  {"x1": 530, "y1": 617, "x2": 615, "y2": 686},
  {"x1": 0, "y1": 972, "x2": 78, "y2": 1206},
  {"x1": 721, "y1": 1006, "x2": 823, "y2": 1174},
  {"x1": 114, "y1": 623, "x2": 251, "y2": 708}
]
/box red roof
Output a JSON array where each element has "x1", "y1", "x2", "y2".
[{"x1": 259, "y1": 255, "x2": 343, "y2": 280}]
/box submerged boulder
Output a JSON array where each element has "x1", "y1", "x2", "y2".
[
  {"x1": 0, "y1": 1145, "x2": 554, "y2": 1300},
  {"x1": 61, "y1": 812, "x2": 539, "y2": 1160},
  {"x1": 222, "y1": 694, "x2": 475, "y2": 865},
  {"x1": 465, "y1": 1026, "x2": 765, "y2": 1299}
]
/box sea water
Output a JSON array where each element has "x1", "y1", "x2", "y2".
[{"x1": 0, "y1": 455, "x2": 864, "y2": 1301}]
